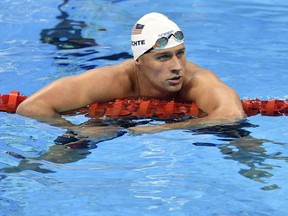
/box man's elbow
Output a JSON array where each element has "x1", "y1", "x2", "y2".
[
  {"x1": 16, "y1": 99, "x2": 43, "y2": 117},
  {"x1": 16, "y1": 98, "x2": 60, "y2": 118},
  {"x1": 207, "y1": 108, "x2": 246, "y2": 121},
  {"x1": 16, "y1": 101, "x2": 32, "y2": 117},
  {"x1": 229, "y1": 110, "x2": 246, "y2": 120}
]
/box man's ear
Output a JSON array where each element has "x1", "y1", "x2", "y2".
[{"x1": 134, "y1": 58, "x2": 141, "y2": 67}]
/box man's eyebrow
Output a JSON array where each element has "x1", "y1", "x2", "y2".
[
  {"x1": 155, "y1": 47, "x2": 186, "y2": 55},
  {"x1": 153, "y1": 51, "x2": 172, "y2": 56},
  {"x1": 153, "y1": 48, "x2": 186, "y2": 56},
  {"x1": 178, "y1": 48, "x2": 186, "y2": 52}
]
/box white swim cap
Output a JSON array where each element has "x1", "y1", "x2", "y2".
[{"x1": 131, "y1": 12, "x2": 184, "y2": 60}]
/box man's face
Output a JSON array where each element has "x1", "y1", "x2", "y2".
[{"x1": 137, "y1": 44, "x2": 187, "y2": 95}]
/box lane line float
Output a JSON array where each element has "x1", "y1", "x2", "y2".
[{"x1": 1, "y1": 91, "x2": 288, "y2": 118}]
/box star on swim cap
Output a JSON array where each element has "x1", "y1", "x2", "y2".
[{"x1": 131, "y1": 12, "x2": 184, "y2": 60}]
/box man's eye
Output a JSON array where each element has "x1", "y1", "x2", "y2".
[
  {"x1": 156, "y1": 54, "x2": 170, "y2": 61},
  {"x1": 177, "y1": 50, "x2": 185, "y2": 58}
]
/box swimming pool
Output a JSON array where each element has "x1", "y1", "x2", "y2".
[{"x1": 1, "y1": 0, "x2": 288, "y2": 215}]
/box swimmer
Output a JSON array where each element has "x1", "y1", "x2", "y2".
[{"x1": 16, "y1": 12, "x2": 245, "y2": 134}]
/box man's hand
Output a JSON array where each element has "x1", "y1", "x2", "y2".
[{"x1": 129, "y1": 117, "x2": 240, "y2": 134}]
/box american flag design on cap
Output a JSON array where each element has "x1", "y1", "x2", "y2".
[{"x1": 132, "y1": 23, "x2": 145, "y2": 35}]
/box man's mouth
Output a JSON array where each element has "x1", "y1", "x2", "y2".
[
  {"x1": 169, "y1": 75, "x2": 182, "y2": 80},
  {"x1": 168, "y1": 75, "x2": 182, "y2": 84},
  {"x1": 170, "y1": 75, "x2": 181, "y2": 80}
]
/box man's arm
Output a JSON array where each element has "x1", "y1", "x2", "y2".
[
  {"x1": 130, "y1": 67, "x2": 245, "y2": 133},
  {"x1": 189, "y1": 68, "x2": 245, "y2": 120},
  {"x1": 16, "y1": 60, "x2": 134, "y2": 129}
]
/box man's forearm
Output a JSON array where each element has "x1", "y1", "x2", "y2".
[{"x1": 16, "y1": 100, "x2": 77, "y2": 130}]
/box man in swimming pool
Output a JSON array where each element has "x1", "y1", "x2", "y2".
[{"x1": 16, "y1": 12, "x2": 245, "y2": 135}]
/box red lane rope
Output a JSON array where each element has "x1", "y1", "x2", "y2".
[
  {"x1": 0, "y1": 91, "x2": 27, "y2": 113},
  {"x1": 1, "y1": 91, "x2": 288, "y2": 118}
]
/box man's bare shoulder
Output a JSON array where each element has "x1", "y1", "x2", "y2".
[
  {"x1": 64, "y1": 59, "x2": 137, "y2": 102},
  {"x1": 76, "y1": 60, "x2": 136, "y2": 89},
  {"x1": 83, "y1": 59, "x2": 135, "y2": 76},
  {"x1": 185, "y1": 61, "x2": 220, "y2": 83},
  {"x1": 112, "y1": 60, "x2": 136, "y2": 82},
  {"x1": 178, "y1": 61, "x2": 222, "y2": 101},
  {"x1": 118, "y1": 59, "x2": 136, "y2": 70}
]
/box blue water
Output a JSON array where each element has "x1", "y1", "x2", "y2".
[{"x1": 1, "y1": 0, "x2": 288, "y2": 215}]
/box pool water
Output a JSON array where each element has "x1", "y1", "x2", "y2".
[{"x1": 1, "y1": 0, "x2": 288, "y2": 215}]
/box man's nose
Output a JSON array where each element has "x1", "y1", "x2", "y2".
[{"x1": 170, "y1": 55, "x2": 182, "y2": 73}]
